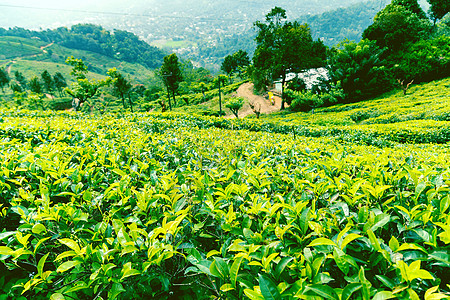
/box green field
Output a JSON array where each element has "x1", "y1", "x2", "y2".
[{"x1": 2, "y1": 76, "x2": 450, "y2": 299}]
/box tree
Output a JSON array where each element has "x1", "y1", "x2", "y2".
[
  {"x1": 363, "y1": 4, "x2": 432, "y2": 51},
  {"x1": 160, "y1": 53, "x2": 183, "y2": 110},
  {"x1": 14, "y1": 71, "x2": 27, "y2": 90},
  {"x1": 253, "y1": 7, "x2": 326, "y2": 109},
  {"x1": 328, "y1": 39, "x2": 392, "y2": 102},
  {"x1": 390, "y1": 35, "x2": 450, "y2": 84},
  {"x1": 41, "y1": 70, "x2": 54, "y2": 96},
  {"x1": 221, "y1": 50, "x2": 251, "y2": 79},
  {"x1": 53, "y1": 72, "x2": 67, "y2": 97},
  {"x1": 107, "y1": 68, "x2": 133, "y2": 112},
  {"x1": 287, "y1": 76, "x2": 307, "y2": 92},
  {"x1": 10, "y1": 82, "x2": 23, "y2": 93},
  {"x1": 392, "y1": 0, "x2": 428, "y2": 19},
  {"x1": 233, "y1": 50, "x2": 251, "y2": 78},
  {"x1": 29, "y1": 76, "x2": 42, "y2": 94},
  {"x1": 226, "y1": 97, "x2": 245, "y2": 118},
  {"x1": 214, "y1": 75, "x2": 228, "y2": 115},
  {"x1": 428, "y1": 0, "x2": 450, "y2": 23},
  {"x1": 64, "y1": 56, "x2": 110, "y2": 111},
  {"x1": 0, "y1": 68, "x2": 10, "y2": 93},
  {"x1": 221, "y1": 55, "x2": 236, "y2": 78}
]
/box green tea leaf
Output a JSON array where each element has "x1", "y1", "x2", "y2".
[
  {"x1": 37, "y1": 253, "x2": 49, "y2": 278},
  {"x1": 57, "y1": 260, "x2": 82, "y2": 273},
  {"x1": 341, "y1": 283, "x2": 362, "y2": 300},
  {"x1": 304, "y1": 284, "x2": 339, "y2": 300},
  {"x1": 274, "y1": 257, "x2": 293, "y2": 280},
  {"x1": 259, "y1": 274, "x2": 281, "y2": 300},
  {"x1": 230, "y1": 256, "x2": 244, "y2": 288},
  {"x1": 58, "y1": 238, "x2": 81, "y2": 254},
  {"x1": 244, "y1": 289, "x2": 264, "y2": 300},
  {"x1": 50, "y1": 293, "x2": 65, "y2": 300},
  {"x1": 308, "y1": 237, "x2": 336, "y2": 247},
  {"x1": 109, "y1": 283, "x2": 126, "y2": 300},
  {"x1": 32, "y1": 224, "x2": 46, "y2": 235},
  {"x1": 372, "y1": 291, "x2": 395, "y2": 300},
  {"x1": 0, "y1": 246, "x2": 13, "y2": 256}
]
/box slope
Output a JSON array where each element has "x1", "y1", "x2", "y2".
[{"x1": 0, "y1": 35, "x2": 156, "y2": 84}]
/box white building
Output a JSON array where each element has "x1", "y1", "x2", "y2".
[{"x1": 274, "y1": 67, "x2": 329, "y2": 92}]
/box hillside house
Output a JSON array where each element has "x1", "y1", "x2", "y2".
[{"x1": 274, "y1": 67, "x2": 329, "y2": 92}]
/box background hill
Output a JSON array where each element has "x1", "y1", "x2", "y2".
[{"x1": 0, "y1": 30, "x2": 160, "y2": 85}]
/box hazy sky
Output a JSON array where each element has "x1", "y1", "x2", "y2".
[{"x1": 0, "y1": 0, "x2": 375, "y2": 31}]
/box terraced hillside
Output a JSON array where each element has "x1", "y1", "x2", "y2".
[
  {"x1": 0, "y1": 36, "x2": 155, "y2": 84},
  {"x1": 1, "y1": 78, "x2": 450, "y2": 299}
]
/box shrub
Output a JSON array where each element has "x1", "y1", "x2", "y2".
[{"x1": 287, "y1": 90, "x2": 323, "y2": 112}]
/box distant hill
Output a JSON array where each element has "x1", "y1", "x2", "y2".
[
  {"x1": 0, "y1": 24, "x2": 166, "y2": 69},
  {"x1": 299, "y1": 0, "x2": 389, "y2": 45},
  {"x1": 0, "y1": 35, "x2": 157, "y2": 84},
  {"x1": 176, "y1": 0, "x2": 388, "y2": 71}
]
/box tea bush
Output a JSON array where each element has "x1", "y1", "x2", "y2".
[{"x1": 2, "y1": 109, "x2": 450, "y2": 299}]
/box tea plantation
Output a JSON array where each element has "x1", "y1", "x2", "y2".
[{"x1": 2, "y1": 79, "x2": 450, "y2": 299}]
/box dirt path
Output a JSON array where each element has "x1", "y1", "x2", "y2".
[
  {"x1": 40, "y1": 43, "x2": 54, "y2": 53},
  {"x1": 3, "y1": 43, "x2": 54, "y2": 74},
  {"x1": 5, "y1": 62, "x2": 14, "y2": 74},
  {"x1": 227, "y1": 82, "x2": 283, "y2": 118}
]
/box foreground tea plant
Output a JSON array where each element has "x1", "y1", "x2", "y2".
[{"x1": 1, "y1": 109, "x2": 450, "y2": 299}]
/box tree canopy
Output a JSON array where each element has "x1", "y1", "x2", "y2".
[
  {"x1": 64, "y1": 56, "x2": 110, "y2": 111},
  {"x1": 427, "y1": 0, "x2": 450, "y2": 22},
  {"x1": 253, "y1": 7, "x2": 326, "y2": 109},
  {"x1": 392, "y1": 0, "x2": 428, "y2": 19},
  {"x1": 160, "y1": 53, "x2": 183, "y2": 109},
  {"x1": 0, "y1": 68, "x2": 10, "y2": 93},
  {"x1": 107, "y1": 68, "x2": 133, "y2": 112},
  {"x1": 363, "y1": 4, "x2": 432, "y2": 51},
  {"x1": 221, "y1": 50, "x2": 251, "y2": 78}
]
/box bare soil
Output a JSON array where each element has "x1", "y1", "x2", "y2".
[{"x1": 226, "y1": 82, "x2": 283, "y2": 118}]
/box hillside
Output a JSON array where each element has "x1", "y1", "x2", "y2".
[{"x1": 0, "y1": 35, "x2": 156, "y2": 84}]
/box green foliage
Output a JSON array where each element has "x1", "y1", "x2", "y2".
[
  {"x1": 428, "y1": 0, "x2": 450, "y2": 21},
  {"x1": 160, "y1": 53, "x2": 183, "y2": 110},
  {"x1": 0, "y1": 68, "x2": 10, "y2": 93},
  {"x1": 0, "y1": 24, "x2": 166, "y2": 69},
  {"x1": 253, "y1": 6, "x2": 326, "y2": 109},
  {"x1": 2, "y1": 101, "x2": 450, "y2": 298},
  {"x1": 286, "y1": 76, "x2": 306, "y2": 92},
  {"x1": 64, "y1": 57, "x2": 111, "y2": 111},
  {"x1": 41, "y1": 70, "x2": 54, "y2": 95},
  {"x1": 390, "y1": 35, "x2": 450, "y2": 83},
  {"x1": 14, "y1": 71, "x2": 27, "y2": 91},
  {"x1": 52, "y1": 72, "x2": 67, "y2": 97},
  {"x1": 284, "y1": 89, "x2": 323, "y2": 111},
  {"x1": 221, "y1": 50, "x2": 251, "y2": 78},
  {"x1": 392, "y1": 0, "x2": 428, "y2": 19},
  {"x1": 225, "y1": 97, "x2": 245, "y2": 118},
  {"x1": 328, "y1": 39, "x2": 392, "y2": 102},
  {"x1": 107, "y1": 68, "x2": 133, "y2": 112},
  {"x1": 28, "y1": 76, "x2": 42, "y2": 94},
  {"x1": 363, "y1": 4, "x2": 432, "y2": 51}
]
